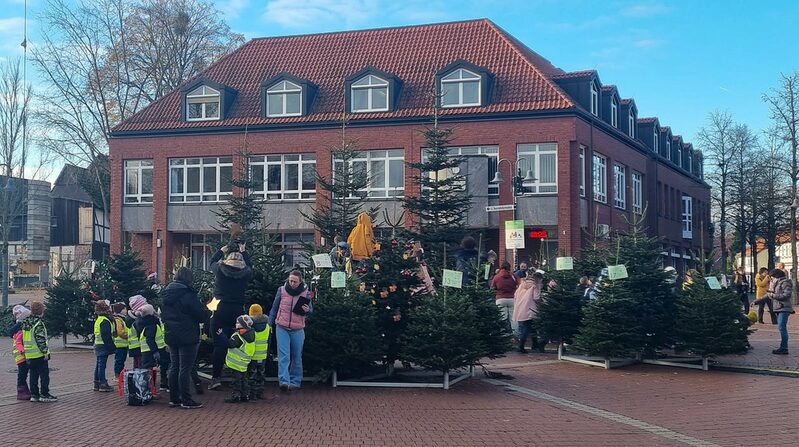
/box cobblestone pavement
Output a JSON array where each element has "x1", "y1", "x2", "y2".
[{"x1": 713, "y1": 322, "x2": 799, "y2": 371}]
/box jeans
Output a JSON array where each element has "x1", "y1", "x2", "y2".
[
  {"x1": 158, "y1": 348, "x2": 171, "y2": 388},
  {"x1": 518, "y1": 320, "x2": 532, "y2": 348},
  {"x1": 496, "y1": 299, "x2": 518, "y2": 335},
  {"x1": 95, "y1": 353, "x2": 109, "y2": 383},
  {"x1": 276, "y1": 325, "x2": 305, "y2": 387},
  {"x1": 740, "y1": 293, "x2": 750, "y2": 314},
  {"x1": 114, "y1": 347, "x2": 128, "y2": 377},
  {"x1": 28, "y1": 358, "x2": 50, "y2": 396},
  {"x1": 777, "y1": 312, "x2": 791, "y2": 350},
  {"x1": 168, "y1": 343, "x2": 199, "y2": 404}
]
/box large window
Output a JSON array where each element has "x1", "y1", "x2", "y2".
[
  {"x1": 186, "y1": 85, "x2": 220, "y2": 121},
  {"x1": 579, "y1": 146, "x2": 586, "y2": 197},
  {"x1": 335, "y1": 150, "x2": 404, "y2": 198},
  {"x1": 190, "y1": 233, "x2": 222, "y2": 270},
  {"x1": 251, "y1": 154, "x2": 315, "y2": 200},
  {"x1": 276, "y1": 233, "x2": 315, "y2": 267},
  {"x1": 682, "y1": 196, "x2": 693, "y2": 239},
  {"x1": 124, "y1": 160, "x2": 153, "y2": 204},
  {"x1": 592, "y1": 152, "x2": 607, "y2": 203},
  {"x1": 628, "y1": 110, "x2": 635, "y2": 138},
  {"x1": 590, "y1": 82, "x2": 599, "y2": 116},
  {"x1": 517, "y1": 143, "x2": 558, "y2": 194},
  {"x1": 426, "y1": 145, "x2": 498, "y2": 196},
  {"x1": 351, "y1": 75, "x2": 388, "y2": 113},
  {"x1": 632, "y1": 172, "x2": 643, "y2": 215},
  {"x1": 266, "y1": 81, "x2": 302, "y2": 117},
  {"x1": 169, "y1": 157, "x2": 233, "y2": 203},
  {"x1": 611, "y1": 97, "x2": 618, "y2": 128},
  {"x1": 613, "y1": 164, "x2": 626, "y2": 209},
  {"x1": 441, "y1": 68, "x2": 481, "y2": 108}
]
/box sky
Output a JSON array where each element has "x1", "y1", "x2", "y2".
[{"x1": 0, "y1": 0, "x2": 797, "y2": 172}]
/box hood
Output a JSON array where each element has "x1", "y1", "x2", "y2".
[
  {"x1": 497, "y1": 269, "x2": 512, "y2": 278},
  {"x1": 161, "y1": 281, "x2": 192, "y2": 304},
  {"x1": 219, "y1": 263, "x2": 252, "y2": 278},
  {"x1": 251, "y1": 314, "x2": 268, "y2": 330},
  {"x1": 21, "y1": 315, "x2": 43, "y2": 331},
  {"x1": 6, "y1": 321, "x2": 22, "y2": 336},
  {"x1": 137, "y1": 314, "x2": 160, "y2": 326}
]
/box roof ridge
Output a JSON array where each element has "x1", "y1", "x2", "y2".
[
  {"x1": 483, "y1": 20, "x2": 574, "y2": 108},
  {"x1": 249, "y1": 18, "x2": 491, "y2": 42}
]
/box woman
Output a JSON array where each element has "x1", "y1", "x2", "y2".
[
  {"x1": 768, "y1": 269, "x2": 794, "y2": 355},
  {"x1": 732, "y1": 267, "x2": 750, "y2": 314},
  {"x1": 161, "y1": 267, "x2": 210, "y2": 409},
  {"x1": 513, "y1": 270, "x2": 543, "y2": 353},
  {"x1": 753, "y1": 267, "x2": 776, "y2": 324},
  {"x1": 491, "y1": 261, "x2": 518, "y2": 335},
  {"x1": 268, "y1": 270, "x2": 312, "y2": 391}
]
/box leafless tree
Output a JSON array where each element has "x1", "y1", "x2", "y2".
[{"x1": 757, "y1": 128, "x2": 791, "y2": 270}]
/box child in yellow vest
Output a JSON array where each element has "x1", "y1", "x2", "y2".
[
  {"x1": 9, "y1": 305, "x2": 31, "y2": 400},
  {"x1": 93, "y1": 300, "x2": 116, "y2": 392},
  {"x1": 135, "y1": 304, "x2": 170, "y2": 391},
  {"x1": 225, "y1": 315, "x2": 255, "y2": 403},
  {"x1": 247, "y1": 304, "x2": 271, "y2": 400},
  {"x1": 23, "y1": 301, "x2": 56, "y2": 402},
  {"x1": 110, "y1": 302, "x2": 129, "y2": 379}
]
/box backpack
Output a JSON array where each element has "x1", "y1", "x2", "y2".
[{"x1": 114, "y1": 316, "x2": 128, "y2": 340}]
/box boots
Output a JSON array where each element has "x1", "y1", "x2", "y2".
[
  {"x1": 16, "y1": 384, "x2": 31, "y2": 401},
  {"x1": 93, "y1": 380, "x2": 100, "y2": 391},
  {"x1": 97, "y1": 380, "x2": 113, "y2": 392}
]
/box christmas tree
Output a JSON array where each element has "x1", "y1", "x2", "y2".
[
  {"x1": 45, "y1": 273, "x2": 94, "y2": 342},
  {"x1": 674, "y1": 271, "x2": 751, "y2": 356},
  {"x1": 461, "y1": 284, "x2": 514, "y2": 359},
  {"x1": 90, "y1": 250, "x2": 156, "y2": 307},
  {"x1": 572, "y1": 277, "x2": 644, "y2": 358}
]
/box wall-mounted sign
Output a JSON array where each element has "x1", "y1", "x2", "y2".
[{"x1": 529, "y1": 229, "x2": 548, "y2": 239}]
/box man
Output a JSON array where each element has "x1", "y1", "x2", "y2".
[{"x1": 514, "y1": 262, "x2": 528, "y2": 281}]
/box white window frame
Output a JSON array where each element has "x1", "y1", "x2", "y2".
[
  {"x1": 613, "y1": 164, "x2": 626, "y2": 209},
  {"x1": 350, "y1": 75, "x2": 389, "y2": 113},
  {"x1": 266, "y1": 80, "x2": 302, "y2": 117},
  {"x1": 124, "y1": 160, "x2": 153, "y2": 204},
  {"x1": 335, "y1": 149, "x2": 404, "y2": 198},
  {"x1": 590, "y1": 82, "x2": 599, "y2": 116},
  {"x1": 186, "y1": 85, "x2": 220, "y2": 121},
  {"x1": 169, "y1": 157, "x2": 233, "y2": 203},
  {"x1": 592, "y1": 152, "x2": 607, "y2": 203},
  {"x1": 251, "y1": 153, "x2": 316, "y2": 201},
  {"x1": 276, "y1": 233, "x2": 315, "y2": 267},
  {"x1": 653, "y1": 128, "x2": 659, "y2": 153},
  {"x1": 426, "y1": 145, "x2": 499, "y2": 196},
  {"x1": 579, "y1": 146, "x2": 586, "y2": 197},
  {"x1": 632, "y1": 172, "x2": 643, "y2": 215},
  {"x1": 517, "y1": 143, "x2": 558, "y2": 194},
  {"x1": 687, "y1": 151, "x2": 693, "y2": 173},
  {"x1": 666, "y1": 138, "x2": 671, "y2": 161},
  {"x1": 190, "y1": 233, "x2": 223, "y2": 270},
  {"x1": 611, "y1": 97, "x2": 618, "y2": 128},
  {"x1": 682, "y1": 196, "x2": 693, "y2": 239},
  {"x1": 628, "y1": 110, "x2": 635, "y2": 138},
  {"x1": 440, "y1": 68, "x2": 482, "y2": 108},
  {"x1": 676, "y1": 144, "x2": 682, "y2": 167}
]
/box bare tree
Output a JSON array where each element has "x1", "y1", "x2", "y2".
[
  {"x1": 763, "y1": 72, "x2": 799, "y2": 303},
  {"x1": 726, "y1": 124, "x2": 759, "y2": 273},
  {"x1": 759, "y1": 127, "x2": 792, "y2": 270}
]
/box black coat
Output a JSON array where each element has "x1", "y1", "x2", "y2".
[
  {"x1": 160, "y1": 281, "x2": 210, "y2": 346},
  {"x1": 210, "y1": 250, "x2": 253, "y2": 305}
]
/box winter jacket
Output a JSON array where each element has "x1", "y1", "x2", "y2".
[
  {"x1": 21, "y1": 316, "x2": 48, "y2": 356},
  {"x1": 94, "y1": 312, "x2": 116, "y2": 356},
  {"x1": 491, "y1": 270, "x2": 517, "y2": 300},
  {"x1": 6, "y1": 321, "x2": 21, "y2": 337},
  {"x1": 732, "y1": 272, "x2": 749, "y2": 295},
  {"x1": 125, "y1": 315, "x2": 141, "y2": 357},
  {"x1": 160, "y1": 280, "x2": 210, "y2": 346},
  {"x1": 513, "y1": 278, "x2": 542, "y2": 322},
  {"x1": 210, "y1": 249, "x2": 253, "y2": 305},
  {"x1": 770, "y1": 277, "x2": 795, "y2": 314},
  {"x1": 251, "y1": 314, "x2": 269, "y2": 335},
  {"x1": 754, "y1": 274, "x2": 771, "y2": 301},
  {"x1": 134, "y1": 314, "x2": 161, "y2": 353},
  {"x1": 228, "y1": 327, "x2": 255, "y2": 348},
  {"x1": 12, "y1": 327, "x2": 25, "y2": 365},
  {"x1": 347, "y1": 213, "x2": 376, "y2": 261},
  {"x1": 454, "y1": 247, "x2": 479, "y2": 286},
  {"x1": 269, "y1": 282, "x2": 313, "y2": 330}
]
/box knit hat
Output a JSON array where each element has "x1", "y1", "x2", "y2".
[
  {"x1": 222, "y1": 252, "x2": 246, "y2": 269},
  {"x1": 30, "y1": 301, "x2": 45, "y2": 316},
  {"x1": 95, "y1": 300, "x2": 111, "y2": 314},
  {"x1": 129, "y1": 295, "x2": 147, "y2": 312},
  {"x1": 137, "y1": 304, "x2": 156, "y2": 316},
  {"x1": 248, "y1": 304, "x2": 263, "y2": 316},
  {"x1": 236, "y1": 315, "x2": 253, "y2": 329},
  {"x1": 111, "y1": 302, "x2": 127, "y2": 315},
  {"x1": 12, "y1": 305, "x2": 31, "y2": 322}
]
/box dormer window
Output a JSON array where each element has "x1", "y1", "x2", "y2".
[
  {"x1": 590, "y1": 82, "x2": 599, "y2": 116},
  {"x1": 351, "y1": 75, "x2": 389, "y2": 113},
  {"x1": 611, "y1": 97, "x2": 618, "y2": 128},
  {"x1": 675, "y1": 143, "x2": 682, "y2": 167},
  {"x1": 266, "y1": 81, "x2": 302, "y2": 117},
  {"x1": 186, "y1": 86, "x2": 220, "y2": 121},
  {"x1": 653, "y1": 128, "x2": 659, "y2": 152},
  {"x1": 628, "y1": 110, "x2": 635, "y2": 138},
  {"x1": 687, "y1": 151, "x2": 693, "y2": 173},
  {"x1": 441, "y1": 68, "x2": 481, "y2": 107},
  {"x1": 666, "y1": 138, "x2": 672, "y2": 161}
]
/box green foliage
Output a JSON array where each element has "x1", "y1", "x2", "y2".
[
  {"x1": 572, "y1": 279, "x2": 644, "y2": 358},
  {"x1": 674, "y1": 272, "x2": 751, "y2": 356},
  {"x1": 0, "y1": 305, "x2": 14, "y2": 338},
  {"x1": 462, "y1": 285, "x2": 514, "y2": 359},
  {"x1": 535, "y1": 269, "x2": 585, "y2": 344},
  {"x1": 91, "y1": 250, "x2": 157, "y2": 307},
  {"x1": 45, "y1": 273, "x2": 94, "y2": 341}
]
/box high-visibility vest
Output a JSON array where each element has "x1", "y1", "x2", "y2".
[
  {"x1": 252, "y1": 325, "x2": 271, "y2": 361},
  {"x1": 112, "y1": 316, "x2": 128, "y2": 348},
  {"x1": 12, "y1": 337, "x2": 25, "y2": 364},
  {"x1": 225, "y1": 332, "x2": 255, "y2": 372},
  {"x1": 22, "y1": 320, "x2": 47, "y2": 360},
  {"x1": 94, "y1": 316, "x2": 114, "y2": 347},
  {"x1": 127, "y1": 323, "x2": 140, "y2": 350},
  {"x1": 139, "y1": 324, "x2": 165, "y2": 353}
]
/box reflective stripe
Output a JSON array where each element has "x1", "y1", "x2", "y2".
[
  {"x1": 127, "y1": 324, "x2": 140, "y2": 350},
  {"x1": 225, "y1": 333, "x2": 255, "y2": 372},
  {"x1": 22, "y1": 321, "x2": 46, "y2": 360},
  {"x1": 94, "y1": 316, "x2": 112, "y2": 346},
  {"x1": 252, "y1": 326, "x2": 270, "y2": 361},
  {"x1": 155, "y1": 324, "x2": 165, "y2": 349},
  {"x1": 12, "y1": 340, "x2": 24, "y2": 364},
  {"x1": 113, "y1": 317, "x2": 128, "y2": 348}
]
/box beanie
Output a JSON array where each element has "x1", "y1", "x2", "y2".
[
  {"x1": 137, "y1": 304, "x2": 155, "y2": 317},
  {"x1": 248, "y1": 304, "x2": 263, "y2": 316},
  {"x1": 12, "y1": 305, "x2": 31, "y2": 322},
  {"x1": 30, "y1": 301, "x2": 45, "y2": 316},
  {"x1": 111, "y1": 302, "x2": 127, "y2": 314},
  {"x1": 129, "y1": 295, "x2": 147, "y2": 312},
  {"x1": 236, "y1": 315, "x2": 253, "y2": 329},
  {"x1": 95, "y1": 300, "x2": 111, "y2": 314}
]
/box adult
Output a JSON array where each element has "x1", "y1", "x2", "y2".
[
  {"x1": 513, "y1": 270, "x2": 543, "y2": 353},
  {"x1": 514, "y1": 262, "x2": 528, "y2": 281},
  {"x1": 768, "y1": 269, "x2": 794, "y2": 355},
  {"x1": 208, "y1": 243, "x2": 253, "y2": 390},
  {"x1": 269, "y1": 270, "x2": 312, "y2": 391},
  {"x1": 491, "y1": 261, "x2": 518, "y2": 335},
  {"x1": 753, "y1": 267, "x2": 776, "y2": 324},
  {"x1": 454, "y1": 236, "x2": 479, "y2": 287},
  {"x1": 161, "y1": 267, "x2": 210, "y2": 409},
  {"x1": 575, "y1": 276, "x2": 592, "y2": 298},
  {"x1": 777, "y1": 262, "x2": 788, "y2": 278},
  {"x1": 732, "y1": 267, "x2": 750, "y2": 314}
]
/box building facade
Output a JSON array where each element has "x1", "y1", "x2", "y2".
[
  {"x1": 108, "y1": 19, "x2": 710, "y2": 280},
  {"x1": 1, "y1": 176, "x2": 51, "y2": 287}
]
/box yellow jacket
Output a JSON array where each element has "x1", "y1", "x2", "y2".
[
  {"x1": 754, "y1": 274, "x2": 771, "y2": 299},
  {"x1": 348, "y1": 213, "x2": 377, "y2": 261}
]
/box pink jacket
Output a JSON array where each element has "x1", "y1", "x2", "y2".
[
  {"x1": 12, "y1": 330, "x2": 25, "y2": 365},
  {"x1": 512, "y1": 278, "x2": 542, "y2": 322},
  {"x1": 273, "y1": 286, "x2": 311, "y2": 331}
]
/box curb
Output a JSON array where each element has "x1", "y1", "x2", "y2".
[{"x1": 712, "y1": 364, "x2": 799, "y2": 378}]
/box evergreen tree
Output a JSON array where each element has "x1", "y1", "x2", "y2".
[
  {"x1": 45, "y1": 273, "x2": 94, "y2": 341},
  {"x1": 462, "y1": 284, "x2": 514, "y2": 359},
  {"x1": 572, "y1": 278, "x2": 644, "y2": 358},
  {"x1": 674, "y1": 271, "x2": 751, "y2": 356},
  {"x1": 90, "y1": 250, "x2": 156, "y2": 306}
]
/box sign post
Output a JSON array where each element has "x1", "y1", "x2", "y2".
[{"x1": 505, "y1": 220, "x2": 525, "y2": 269}]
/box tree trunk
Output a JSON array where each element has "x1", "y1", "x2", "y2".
[{"x1": 1, "y1": 241, "x2": 8, "y2": 308}]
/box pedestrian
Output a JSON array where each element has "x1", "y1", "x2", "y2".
[
  {"x1": 135, "y1": 303, "x2": 170, "y2": 390},
  {"x1": 513, "y1": 270, "x2": 543, "y2": 353},
  {"x1": 110, "y1": 302, "x2": 129, "y2": 379},
  {"x1": 161, "y1": 267, "x2": 210, "y2": 409},
  {"x1": 208, "y1": 243, "x2": 253, "y2": 390},
  {"x1": 732, "y1": 267, "x2": 750, "y2": 313},
  {"x1": 9, "y1": 305, "x2": 32, "y2": 400},
  {"x1": 777, "y1": 262, "x2": 788, "y2": 278},
  {"x1": 575, "y1": 276, "x2": 592, "y2": 298},
  {"x1": 491, "y1": 261, "x2": 518, "y2": 335},
  {"x1": 454, "y1": 236, "x2": 479, "y2": 286},
  {"x1": 247, "y1": 304, "x2": 270, "y2": 401},
  {"x1": 225, "y1": 315, "x2": 255, "y2": 403},
  {"x1": 127, "y1": 295, "x2": 146, "y2": 369},
  {"x1": 753, "y1": 267, "x2": 777, "y2": 325},
  {"x1": 269, "y1": 270, "x2": 313, "y2": 391},
  {"x1": 768, "y1": 269, "x2": 794, "y2": 355},
  {"x1": 93, "y1": 300, "x2": 116, "y2": 392},
  {"x1": 23, "y1": 301, "x2": 57, "y2": 402},
  {"x1": 514, "y1": 262, "x2": 528, "y2": 281}
]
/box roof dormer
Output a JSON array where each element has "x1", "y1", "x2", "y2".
[
  {"x1": 345, "y1": 67, "x2": 403, "y2": 113},
  {"x1": 620, "y1": 99, "x2": 637, "y2": 139},
  {"x1": 260, "y1": 73, "x2": 318, "y2": 118},
  {"x1": 436, "y1": 59, "x2": 494, "y2": 108},
  {"x1": 684, "y1": 143, "x2": 694, "y2": 174},
  {"x1": 601, "y1": 85, "x2": 620, "y2": 128},
  {"x1": 552, "y1": 70, "x2": 601, "y2": 118},
  {"x1": 180, "y1": 77, "x2": 237, "y2": 122},
  {"x1": 672, "y1": 135, "x2": 683, "y2": 168},
  {"x1": 660, "y1": 127, "x2": 672, "y2": 160},
  {"x1": 636, "y1": 117, "x2": 659, "y2": 152}
]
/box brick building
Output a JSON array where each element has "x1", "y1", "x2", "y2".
[{"x1": 108, "y1": 19, "x2": 710, "y2": 280}]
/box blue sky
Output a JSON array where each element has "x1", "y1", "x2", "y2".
[{"x1": 0, "y1": 0, "x2": 797, "y2": 147}]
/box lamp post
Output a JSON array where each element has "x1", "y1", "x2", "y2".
[
  {"x1": 791, "y1": 196, "x2": 798, "y2": 305},
  {"x1": 491, "y1": 158, "x2": 536, "y2": 268}
]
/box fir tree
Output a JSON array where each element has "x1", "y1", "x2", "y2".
[
  {"x1": 45, "y1": 273, "x2": 94, "y2": 341},
  {"x1": 462, "y1": 284, "x2": 514, "y2": 359},
  {"x1": 91, "y1": 250, "x2": 156, "y2": 306},
  {"x1": 572, "y1": 278, "x2": 644, "y2": 358},
  {"x1": 535, "y1": 268, "x2": 584, "y2": 345}
]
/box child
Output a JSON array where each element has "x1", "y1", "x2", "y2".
[
  {"x1": 135, "y1": 304, "x2": 170, "y2": 391},
  {"x1": 9, "y1": 305, "x2": 31, "y2": 400},
  {"x1": 127, "y1": 295, "x2": 147, "y2": 369},
  {"x1": 247, "y1": 304, "x2": 271, "y2": 400},
  {"x1": 93, "y1": 300, "x2": 116, "y2": 392},
  {"x1": 23, "y1": 301, "x2": 57, "y2": 402},
  {"x1": 225, "y1": 315, "x2": 255, "y2": 403},
  {"x1": 111, "y1": 302, "x2": 129, "y2": 379}
]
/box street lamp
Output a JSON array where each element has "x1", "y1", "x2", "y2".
[
  {"x1": 791, "y1": 196, "x2": 799, "y2": 305},
  {"x1": 492, "y1": 157, "x2": 536, "y2": 268}
]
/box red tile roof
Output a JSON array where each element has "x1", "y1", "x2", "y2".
[
  {"x1": 551, "y1": 70, "x2": 597, "y2": 80},
  {"x1": 660, "y1": 126, "x2": 671, "y2": 133},
  {"x1": 113, "y1": 19, "x2": 576, "y2": 133},
  {"x1": 601, "y1": 85, "x2": 617, "y2": 92},
  {"x1": 637, "y1": 117, "x2": 657, "y2": 124}
]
